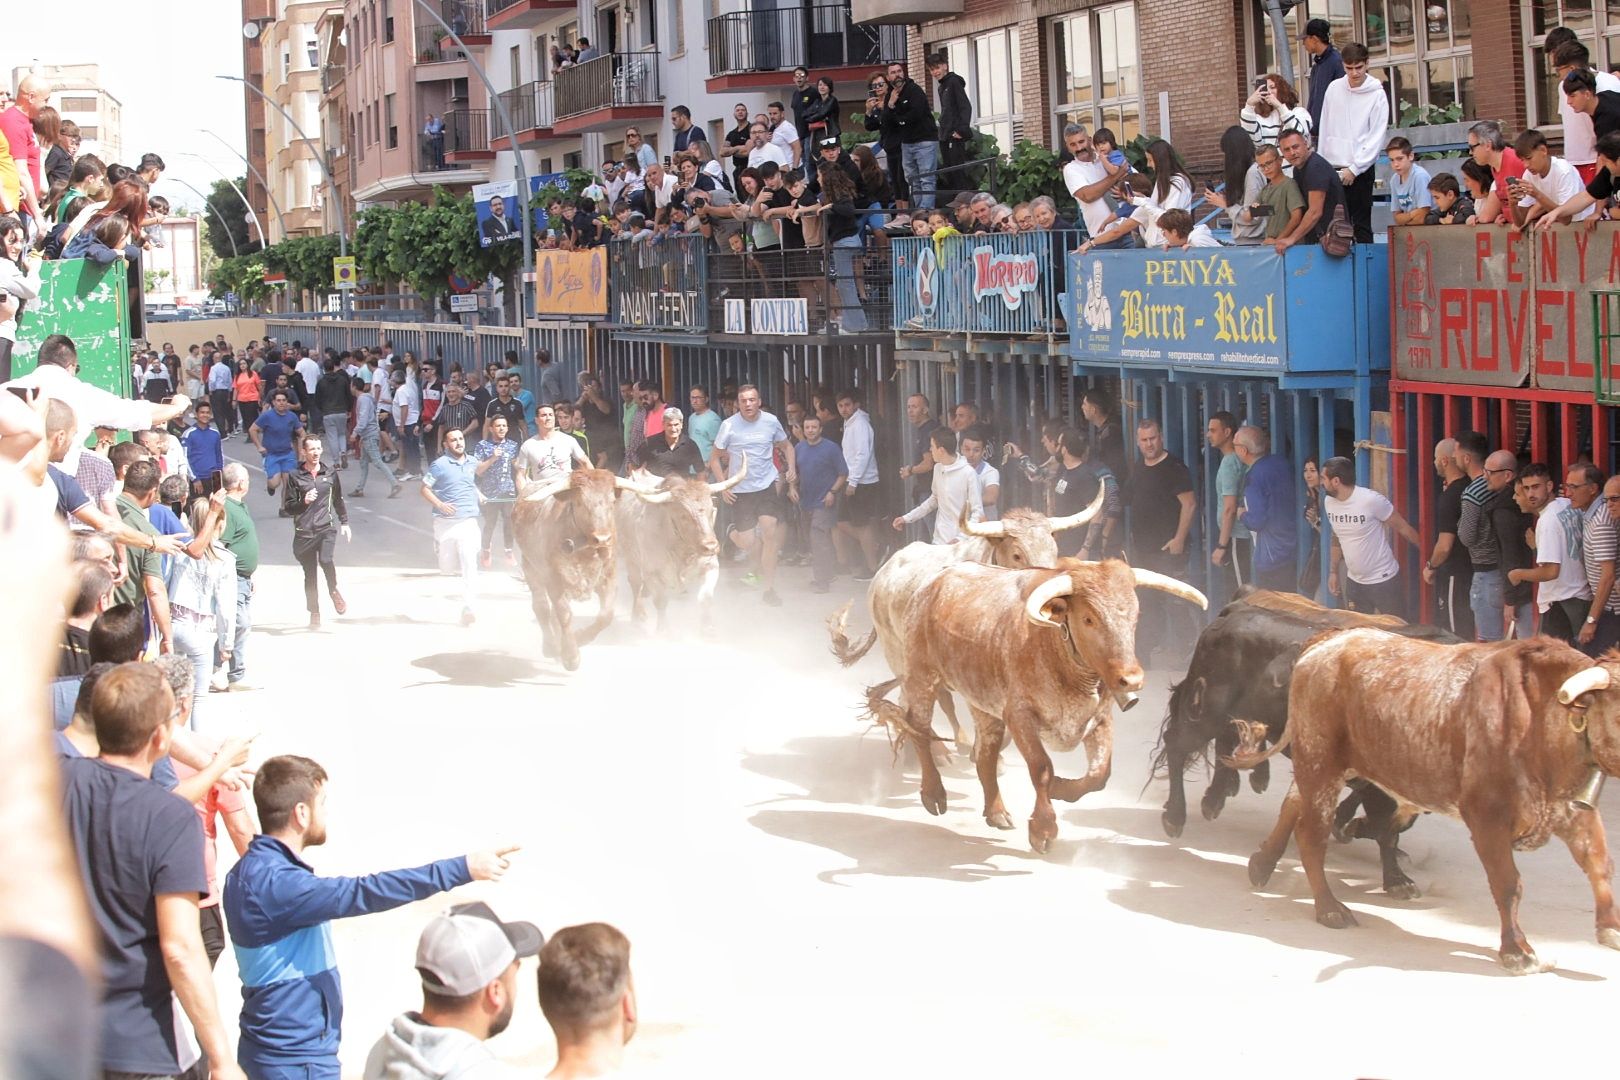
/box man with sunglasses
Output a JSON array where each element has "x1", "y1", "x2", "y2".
[
  {"x1": 1460, "y1": 448, "x2": 1535, "y2": 640},
  {"x1": 1508, "y1": 462, "x2": 1591, "y2": 643}
]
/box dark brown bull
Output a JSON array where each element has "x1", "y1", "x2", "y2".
[
  {"x1": 616, "y1": 460, "x2": 746, "y2": 631},
  {"x1": 882, "y1": 559, "x2": 1205, "y2": 853},
  {"x1": 512, "y1": 468, "x2": 660, "y2": 670},
  {"x1": 1234, "y1": 630, "x2": 1620, "y2": 974}
]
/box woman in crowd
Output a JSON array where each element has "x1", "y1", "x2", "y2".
[
  {"x1": 692, "y1": 140, "x2": 731, "y2": 193},
  {"x1": 1143, "y1": 139, "x2": 1194, "y2": 212},
  {"x1": 31, "y1": 107, "x2": 69, "y2": 189},
  {"x1": 863, "y1": 71, "x2": 907, "y2": 211},
  {"x1": 1012, "y1": 203, "x2": 1035, "y2": 232},
  {"x1": 233, "y1": 356, "x2": 263, "y2": 432},
  {"x1": 1202, "y1": 125, "x2": 1267, "y2": 245},
  {"x1": 803, "y1": 77, "x2": 841, "y2": 143},
  {"x1": 1299, "y1": 456, "x2": 1323, "y2": 599},
  {"x1": 1239, "y1": 73, "x2": 1312, "y2": 147},
  {"x1": 1460, "y1": 159, "x2": 1493, "y2": 224},
  {"x1": 62, "y1": 178, "x2": 148, "y2": 258},
  {"x1": 165, "y1": 497, "x2": 235, "y2": 732},
  {"x1": 820, "y1": 164, "x2": 869, "y2": 334}
]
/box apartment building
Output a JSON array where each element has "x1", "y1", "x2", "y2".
[
  {"x1": 10, "y1": 64, "x2": 123, "y2": 165},
  {"x1": 257, "y1": 1, "x2": 346, "y2": 241}
]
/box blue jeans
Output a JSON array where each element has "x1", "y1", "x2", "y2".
[
  {"x1": 830, "y1": 236, "x2": 869, "y2": 331},
  {"x1": 355, "y1": 431, "x2": 393, "y2": 491},
  {"x1": 242, "y1": 1056, "x2": 340, "y2": 1079},
  {"x1": 1470, "y1": 568, "x2": 1535, "y2": 641},
  {"x1": 902, "y1": 140, "x2": 938, "y2": 208},
  {"x1": 172, "y1": 619, "x2": 212, "y2": 730},
  {"x1": 228, "y1": 576, "x2": 253, "y2": 684}
]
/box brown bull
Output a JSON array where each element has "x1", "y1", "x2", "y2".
[
  {"x1": 1234, "y1": 629, "x2": 1620, "y2": 974},
  {"x1": 512, "y1": 468, "x2": 662, "y2": 670},
  {"x1": 616, "y1": 459, "x2": 747, "y2": 631},
  {"x1": 885, "y1": 559, "x2": 1205, "y2": 853}
]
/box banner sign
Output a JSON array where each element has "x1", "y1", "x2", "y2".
[
  {"x1": 892, "y1": 233, "x2": 1058, "y2": 335},
  {"x1": 1391, "y1": 223, "x2": 1614, "y2": 391},
  {"x1": 610, "y1": 236, "x2": 707, "y2": 331},
  {"x1": 719, "y1": 297, "x2": 807, "y2": 335},
  {"x1": 473, "y1": 180, "x2": 521, "y2": 249},
  {"x1": 535, "y1": 247, "x2": 607, "y2": 317},
  {"x1": 1069, "y1": 247, "x2": 1287, "y2": 371},
  {"x1": 970, "y1": 245, "x2": 1040, "y2": 310},
  {"x1": 332, "y1": 255, "x2": 357, "y2": 289}
]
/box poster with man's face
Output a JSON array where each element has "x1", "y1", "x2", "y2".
[{"x1": 473, "y1": 181, "x2": 520, "y2": 248}]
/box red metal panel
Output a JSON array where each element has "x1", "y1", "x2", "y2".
[
  {"x1": 1562, "y1": 402, "x2": 1578, "y2": 472},
  {"x1": 1412, "y1": 392, "x2": 1434, "y2": 621},
  {"x1": 1391, "y1": 226, "x2": 1532, "y2": 388}
]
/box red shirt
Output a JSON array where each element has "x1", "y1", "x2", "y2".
[
  {"x1": 1489, "y1": 147, "x2": 1527, "y2": 223},
  {"x1": 0, "y1": 106, "x2": 40, "y2": 197},
  {"x1": 171, "y1": 751, "x2": 249, "y2": 908},
  {"x1": 643, "y1": 402, "x2": 666, "y2": 438}
]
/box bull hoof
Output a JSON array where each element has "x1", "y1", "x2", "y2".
[
  {"x1": 1161, "y1": 809, "x2": 1185, "y2": 838},
  {"x1": 561, "y1": 653, "x2": 581, "y2": 672},
  {"x1": 1247, "y1": 851, "x2": 1277, "y2": 888},
  {"x1": 1250, "y1": 765, "x2": 1270, "y2": 795},
  {"x1": 1201, "y1": 789, "x2": 1227, "y2": 822},
  {"x1": 1219, "y1": 769, "x2": 1241, "y2": 798},
  {"x1": 1385, "y1": 877, "x2": 1422, "y2": 901},
  {"x1": 1500, "y1": 950, "x2": 1548, "y2": 975},
  {"x1": 1316, "y1": 906, "x2": 1358, "y2": 930},
  {"x1": 1027, "y1": 823, "x2": 1055, "y2": 855},
  {"x1": 920, "y1": 787, "x2": 948, "y2": 816},
  {"x1": 986, "y1": 808, "x2": 1015, "y2": 830},
  {"x1": 1598, "y1": 927, "x2": 1620, "y2": 952}
]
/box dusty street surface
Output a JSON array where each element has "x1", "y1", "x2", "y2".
[{"x1": 206, "y1": 451, "x2": 1618, "y2": 1078}]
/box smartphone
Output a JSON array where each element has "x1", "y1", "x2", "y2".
[{"x1": 1250, "y1": 203, "x2": 1275, "y2": 217}]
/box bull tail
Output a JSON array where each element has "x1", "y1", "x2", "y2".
[
  {"x1": 860, "y1": 677, "x2": 947, "y2": 762},
  {"x1": 1222, "y1": 717, "x2": 1293, "y2": 770},
  {"x1": 827, "y1": 602, "x2": 877, "y2": 667},
  {"x1": 1148, "y1": 675, "x2": 1206, "y2": 784}
]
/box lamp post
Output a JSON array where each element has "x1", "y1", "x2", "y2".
[
  {"x1": 196, "y1": 128, "x2": 294, "y2": 243},
  {"x1": 409, "y1": 0, "x2": 533, "y2": 328},
  {"x1": 216, "y1": 73, "x2": 351, "y2": 319},
  {"x1": 178, "y1": 153, "x2": 268, "y2": 250},
  {"x1": 172, "y1": 177, "x2": 241, "y2": 259}
]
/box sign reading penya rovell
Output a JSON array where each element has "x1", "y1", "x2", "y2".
[
  {"x1": 1391, "y1": 223, "x2": 1619, "y2": 391},
  {"x1": 1070, "y1": 248, "x2": 1286, "y2": 370},
  {"x1": 723, "y1": 298, "x2": 807, "y2": 335}
]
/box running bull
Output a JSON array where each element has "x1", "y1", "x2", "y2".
[
  {"x1": 828, "y1": 490, "x2": 1106, "y2": 749},
  {"x1": 1233, "y1": 630, "x2": 1620, "y2": 974},
  {"x1": 616, "y1": 455, "x2": 747, "y2": 631},
  {"x1": 513, "y1": 467, "x2": 664, "y2": 670},
  {"x1": 878, "y1": 559, "x2": 1205, "y2": 853}
]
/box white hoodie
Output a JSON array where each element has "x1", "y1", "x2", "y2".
[
  {"x1": 902, "y1": 454, "x2": 984, "y2": 545},
  {"x1": 1318, "y1": 74, "x2": 1388, "y2": 178},
  {"x1": 362, "y1": 1013, "x2": 520, "y2": 1080}
]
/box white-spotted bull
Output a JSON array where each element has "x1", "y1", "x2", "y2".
[
  {"x1": 828, "y1": 490, "x2": 1106, "y2": 748},
  {"x1": 616, "y1": 455, "x2": 747, "y2": 631},
  {"x1": 512, "y1": 467, "x2": 664, "y2": 670},
  {"x1": 1233, "y1": 630, "x2": 1620, "y2": 974},
  {"x1": 880, "y1": 559, "x2": 1205, "y2": 853}
]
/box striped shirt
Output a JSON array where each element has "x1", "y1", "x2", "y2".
[
  {"x1": 1583, "y1": 499, "x2": 1620, "y2": 614},
  {"x1": 1457, "y1": 475, "x2": 1498, "y2": 570}
]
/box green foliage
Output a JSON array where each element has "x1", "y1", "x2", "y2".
[
  {"x1": 209, "y1": 254, "x2": 273, "y2": 302},
  {"x1": 1398, "y1": 100, "x2": 1464, "y2": 127},
  {"x1": 842, "y1": 111, "x2": 879, "y2": 151},
  {"x1": 204, "y1": 178, "x2": 258, "y2": 259},
  {"x1": 997, "y1": 140, "x2": 1070, "y2": 207},
  {"x1": 142, "y1": 268, "x2": 171, "y2": 294},
  {"x1": 264, "y1": 234, "x2": 343, "y2": 293},
  {"x1": 353, "y1": 188, "x2": 521, "y2": 302}
]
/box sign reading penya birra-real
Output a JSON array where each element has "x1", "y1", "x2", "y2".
[{"x1": 1069, "y1": 248, "x2": 1286, "y2": 369}]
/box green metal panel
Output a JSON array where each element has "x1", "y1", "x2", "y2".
[{"x1": 11, "y1": 259, "x2": 133, "y2": 399}]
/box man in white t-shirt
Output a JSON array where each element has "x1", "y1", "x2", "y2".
[
  {"x1": 1510, "y1": 462, "x2": 1593, "y2": 643},
  {"x1": 1060, "y1": 122, "x2": 1128, "y2": 246},
  {"x1": 709, "y1": 384, "x2": 796, "y2": 607},
  {"x1": 961, "y1": 428, "x2": 1000, "y2": 521},
  {"x1": 515, "y1": 403, "x2": 590, "y2": 494},
  {"x1": 767, "y1": 102, "x2": 802, "y2": 168},
  {"x1": 1553, "y1": 38, "x2": 1620, "y2": 182},
  {"x1": 391, "y1": 372, "x2": 423, "y2": 480},
  {"x1": 295, "y1": 350, "x2": 322, "y2": 397},
  {"x1": 746, "y1": 123, "x2": 789, "y2": 170},
  {"x1": 1322, "y1": 456, "x2": 1421, "y2": 618},
  {"x1": 1512, "y1": 128, "x2": 1592, "y2": 227}
]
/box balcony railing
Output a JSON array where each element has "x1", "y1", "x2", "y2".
[
  {"x1": 709, "y1": 242, "x2": 891, "y2": 336},
  {"x1": 707, "y1": 4, "x2": 907, "y2": 77},
  {"x1": 555, "y1": 52, "x2": 661, "y2": 121},
  {"x1": 498, "y1": 80, "x2": 555, "y2": 134},
  {"x1": 436, "y1": 0, "x2": 487, "y2": 36},
  {"x1": 442, "y1": 109, "x2": 490, "y2": 156},
  {"x1": 609, "y1": 236, "x2": 707, "y2": 331},
  {"x1": 321, "y1": 63, "x2": 347, "y2": 94},
  {"x1": 415, "y1": 24, "x2": 470, "y2": 63},
  {"x1": 892, "y1": 232, "x2": 1065, "y2": 337}
]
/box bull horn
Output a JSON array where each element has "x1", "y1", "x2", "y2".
[
  {"x1": 1024, "y1": 573, "x2": 1075, "y2": 629},
  {"x1": 613, "y1": 475, "x2": 674, "y2": 503},
  {"x1": 522, "y1": 477, "x2": 572, "y2": 503},
  {"x1": 707, "y1": 452, "x2": 748, "y2": 495},
  {"x1": 960, "y1": 506, "x2": 1007, "y2": 538},
  {"x1": 1048, "y1": 485, "x2": 1106, "y2": 532},
  {"x1": 1132, "y1": 569, "x2": 1209, "y2": 610},
  {"x1": 1558, "y1": 665, "x2": 1612, "y2": 706}
]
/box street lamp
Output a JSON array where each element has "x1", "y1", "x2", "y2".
[
  {"x1": 196, "y1": 128, "x2": 294, "y2": 243},
  {"x1": 178, "y1": 153, "x2": 268, "y2": 250},
  {"x1": 216, "y1": 73, "x2": 351, "y2": 319},
  {"x1": 171, "y1": 176, "x2": 241, "y2": 263},
  {"x1": 409, "y1": 0, "x2": 533, "y2": 328}
]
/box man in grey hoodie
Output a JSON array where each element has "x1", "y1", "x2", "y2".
[{"x1": 364, "y1": 902, "x2": 542, "y2": 1079}]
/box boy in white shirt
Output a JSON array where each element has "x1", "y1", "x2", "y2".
[
  {"x1": 1512, "y1": 127, "x2": 1592, "y2": 227},
  {"x1": 1157, "y1": 209, "x2": 1223, "y2": 250},
  {"x1": 893, "y1": 426, "x2": 984, "y2": 544}
]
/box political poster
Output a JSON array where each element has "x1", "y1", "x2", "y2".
[{"x1": 473, "y1": 180, "x2": 521, "y2": 249}]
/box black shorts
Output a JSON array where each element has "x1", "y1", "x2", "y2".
[
  {"x1": 200, "y1": 904, "x2": 225, "y2": 969},
  {"x1": 840, "y1": 483, "x2": 879, "y2": 525},
  {"x1": 730, "y1": 487, "x2": 785, "y2": 532}
]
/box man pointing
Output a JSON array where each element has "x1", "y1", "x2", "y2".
[{"x1": 225, "y1": 755, "x2": 520, "y2": 1079}]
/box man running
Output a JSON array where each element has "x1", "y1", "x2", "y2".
[
  {"x1": 709, "y1": 385, "x2": 796, "y2": 606},
  {"x1": 249, "y1": 390, "x2": 304, "y2": 507},
  {"x1": 422, "y1": 429, "x2": 485, "y2": 627},
  {"x1": 282, "y1": 433, "x2": 351, "y2": 629},
  {"x1": 515, "y1": 403, "x2": 590, "y2": 494}
]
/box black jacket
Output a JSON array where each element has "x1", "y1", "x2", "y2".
[
  {"x1": 283, "y1": 462, "x2": 348, "y2": 535},
  {"x1": 1485, "y1": 487, "x2": 1535, "y2": 607},
  {"x1": 864, "y1": 103, "x2": 900, "y2": 149},
  {"x1": 791, "y1": 86, "x2": 818, "y2": 135},
  {"x1": 889, "y1": 80, "x2": 938, "y2": 144},
  {"x1": 802, "y1": 93, "x2": 841, "y2": 140},
  {"x1": 315, "y1": 370, "x2": 351, "y2": 414},
  {"x1": 937, "y1": 72, "x2": 972, "y2": 141}
]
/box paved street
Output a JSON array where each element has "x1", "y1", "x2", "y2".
[{"x1": 208, "y1": 442, "x2": 1620, "y2": 1078}]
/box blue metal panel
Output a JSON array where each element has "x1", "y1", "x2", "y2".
[{"x1": 892, "y1": 233, "x2": 1063, "y2": 336}]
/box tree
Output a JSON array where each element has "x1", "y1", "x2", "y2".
[{"x1": 205, "y1": 177, "x2": 259, "y2": 259}]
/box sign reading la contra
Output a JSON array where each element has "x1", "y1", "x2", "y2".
[{"x1": 1070, "y1": 248, "x2": 1287, "y2": 370}]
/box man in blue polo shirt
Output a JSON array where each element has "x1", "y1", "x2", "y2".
[
  {"x1": 421, "y1": 427, "x2": 484, "y2": 626},
  {"x1": 224, "y1": 755, "x2": 517, "y2": 1079},
  {"x1": 249, "y1": 390, "x2": 304, "y2": 507},
  {"x1": 182, "y1": 400, "x2": 226, "y2": 495}
]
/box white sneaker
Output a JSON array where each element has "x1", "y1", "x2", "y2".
[{"x1": 210, "y1": 668, "x2": 230, "y2": 693}]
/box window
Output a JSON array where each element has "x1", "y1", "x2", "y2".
[
  {"x1": 1526, "y1": 0, "x2": 1620, "y2": 126},
  {"x1": 383, "y1": 0, "x2": 394, "y2": 43},
  {"x1": 59, "y1": 95, "x2": 98, "y2": 112},
  {"x1": 78, "y1": 124, "x2": 98, "y2": 140},
  {"x1": 283, "y1": 50, "x2": 292, "y2": 80},
  {"x1": 307, "y1": 39, "x2": 320, "y2": 68},
  {"x1": 1363, "y1": 0, "x2": 1472, "y2": 123},
  {"x1": 535, "y1": 34, "x2": 548, "y2": 78},
  {"x1": 563, "y1": 150, "x2": 584, "y2": 170},
  {"x1": 386, "y1": 94, "x2": 398, "y2": 149},
  {"x1": 930, "y1": 27, "x2": 1024, "y2": 154},
  {"x1": 1050, "y1": 4, "x2": 1140, "y2": 146},
  {"x1": 510, "y1": 45, "x2": 522, "y2": 89}
]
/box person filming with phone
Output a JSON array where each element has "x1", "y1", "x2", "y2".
[{"x1": 1204, "y1": 141, "x2": 1302, "y2": 244}]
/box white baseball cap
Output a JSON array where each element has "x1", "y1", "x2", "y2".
[{"x1": 416, "y1": 902, "x2": 544, "y2": 996}]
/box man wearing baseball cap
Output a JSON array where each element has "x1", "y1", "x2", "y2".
[{"x1": 363, "y1": 902, "x2": 543, "y2": 1079}]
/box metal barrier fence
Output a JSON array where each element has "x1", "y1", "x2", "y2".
[
  {"x1": 892, "y1": 230, "x2": 1071, "y2": 336},
  {"x1": 707, "y1": 237, "x2": 892, "y2": 336},
  {"x1": 608, "y1": 236, "x2": 707, "y2": 331}
]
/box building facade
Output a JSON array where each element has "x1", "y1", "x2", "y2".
[
  {"x1": 10, "y1": 64, "x2": 123, "y2": 165},
  {"x1": 142, "y1": 216, "x2": 205, "y2": 302}
]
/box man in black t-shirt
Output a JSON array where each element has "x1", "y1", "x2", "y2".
[
  {"x1": 1565, "y1": 69, "x2": 1620, "y2": 142},
  {"x1": 1275, "y1": 129, "x2": 1344, "y2": 252},
  {"x1": 484, "y1": 374, "x2": 528, "y2": 443},
  {"x1": 1128, "y1": 419, "x2": 1197, "y2": 663},
  {"x1": 1538, "y1": 130, "x2": 1620, "y2": 227},
  {"x1": 1421, "y1": 437, "x2": 1475, "y2": 640},
  {"x1": 722, "y1": 102, "x2": 752, "y2": 195}
]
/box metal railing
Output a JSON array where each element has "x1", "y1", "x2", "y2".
[
  {"x1": 415, "y1": 24, "x2": 470, "y2": 63},
  {"x1": 555, "y1": 52, "x2": 661, "y2": 121},
  {"x1": 707, "y1": 4, "x2": 906, "y2": 77},
  {"x1": 321, "y1": 63, "x2": 347, "y2": 95},
  {"x1": 418, "y1": 121, "x2": 473, "y2": 172},
  {"x1": 437, "y1": 0, "x2": 487, "y2": 36},
  {"x1": 484, "y1": 0, "x2": 530, "y2": 15},
  {"x1": 708, "y1": 238, "x2": 892, "y2": 336},
  {"x1": 608, "y1": 235, "x2": 707, "y2": 331},
  {"x1": 892, "y1": 231, "x2": 1070, "y2": 336},
  {"x1": 442, "y1": 109, "x2": 490, "y2": 156},
  {"x1": 499, "y1": 80, "x2": 555, "y2": 133}
]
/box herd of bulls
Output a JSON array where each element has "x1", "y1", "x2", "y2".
[{"x1": 827, "y1": 499, "x2": 1620, "y2": 976}]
